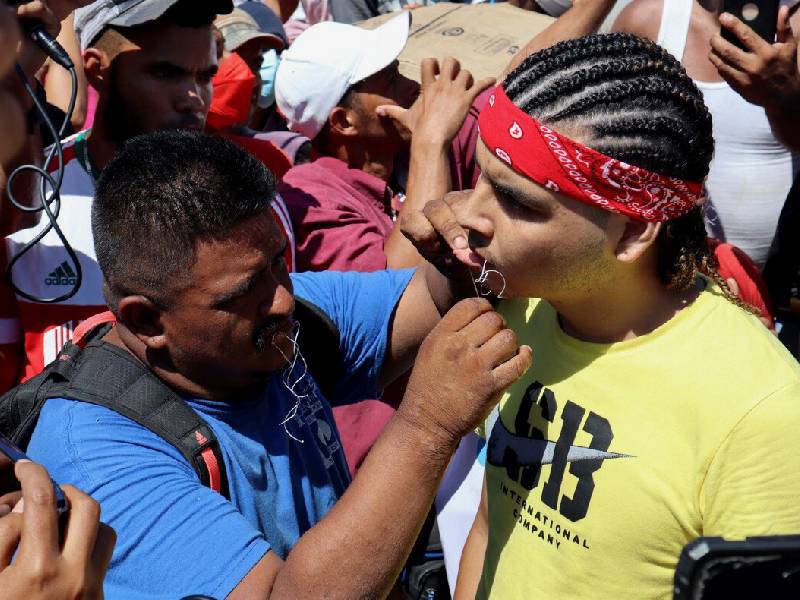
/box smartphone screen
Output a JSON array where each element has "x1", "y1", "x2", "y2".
[
  {"x1": 721, "y1": 0, "x2": 781, "y2": 48},
  {"x1": 0, "y1": 433, "x2": 69, "y2": 518}
]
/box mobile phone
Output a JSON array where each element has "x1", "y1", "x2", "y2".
[
  {"x1": 674, "y1": 535, "x2": 800, "y2": 600},
  {"x1": 0, "y1": 433, "x2": 69, "y2": 520},
  {"x1": 721, "y1": 0, "x2": 781, "y2": 49}
]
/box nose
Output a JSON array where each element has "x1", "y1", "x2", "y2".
[
  {"x1": 263, "y1": 275, "x2": 295, "y2": 321},
  {"x1": 453, "y1": 183, "x2": 495, "y2": 249},
  {"x1": 176, "y1": 79, "x2": 208, "y2": 115}
]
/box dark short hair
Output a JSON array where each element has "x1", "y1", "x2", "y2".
[{"x1": 92, "y1": 131, "x2": 276, "y2": 310}]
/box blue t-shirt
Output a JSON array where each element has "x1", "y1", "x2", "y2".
[{"x1": 27, "y1": 269, "x2": 414, "y2": 600}]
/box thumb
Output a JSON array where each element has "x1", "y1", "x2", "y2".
[{"x1": 376, "y1": 104, "x2": 409, "y2": 127}]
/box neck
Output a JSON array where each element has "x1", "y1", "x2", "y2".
[
  {"x1": 551, "y1": 268, "x2": 701, "y2": 344},
  {"x1": 105, "y1": 325, "x2": 261, "y2": 401},
  {"x1": 328, "y1": 141, "x2": 396, "y2": 181},
  {"x1": 85, "y1": 116, "x2": 120, "y2": 175}
]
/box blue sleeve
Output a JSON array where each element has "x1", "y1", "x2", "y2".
[
  {"x1": 27, "y1": 399, "x2": 270, "y2": 600},
  {"x1": 290, "y1": 269, "x2": 415, "y2": 405}
]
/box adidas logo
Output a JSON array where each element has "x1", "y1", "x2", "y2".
[{"x1": 44, "y1": 261, "x2": 77, "y2": 286}]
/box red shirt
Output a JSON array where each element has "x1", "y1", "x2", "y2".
[{"x1": 278, "y1": 96, "x2": 486, "y2": 475}]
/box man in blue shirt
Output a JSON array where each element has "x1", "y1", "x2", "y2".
[{"x1": 27, "y1": 130, "x2": 531, "y2": 598}]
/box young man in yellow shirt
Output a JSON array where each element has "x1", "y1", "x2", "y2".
[{"x1": 402, "y1": 32, "x2": 800, "y2": 599}]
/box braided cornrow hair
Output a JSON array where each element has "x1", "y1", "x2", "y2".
[{"x1": 502, "y1": 32, "x2": 754, "y2": 313}]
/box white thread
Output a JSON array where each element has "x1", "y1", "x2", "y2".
[
  {"x1": 271, "y1": 320, "x2": 315, "y2": 443},
  {"x1": 473, "y1": 260, "x2": 507, "y2": 298}
]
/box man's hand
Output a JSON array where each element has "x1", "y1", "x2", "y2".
[
  {"x1": 13, "y1": 0, "x2": 91, "y2": 78},
  {"x1": 398, "y1": 297, "x2": 532, "y2": 446},
  {"x1": 401, "y1": 191, "x2": 483, "y2": 279},
  {"x1": 0, "y1": 461, "x2": 115, "y2": 600},
  {"x1": 709, "y1": 7, "x2": 800, "y2": 110},
  {"x1": 377, "y1": 57, "x2": 495, "y2": 147}
]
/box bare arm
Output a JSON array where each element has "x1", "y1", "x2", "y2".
[
  {"x1": 454, "y1": 475, "x2": 489, "y2": 600},
  {"x1": 502, "y1": 0, "x2": 619, "y2": 79},
  {"x1": 609, "y1": 0, "x2": 660, "y2": 40},
  {"x1": 230, "y1": 299, "x2": 533, "y2": 599},
  {"x1": 41, "y1": 13, "x2": 88, "y2": 131},
  {"x1": 381, "y1": 58, "x2": 494, "y2": 270}
]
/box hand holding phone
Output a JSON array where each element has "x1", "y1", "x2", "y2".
[
  {"x1": 721, "y1": 0, "x2": 781, "y2": 49},
  {"x1": 709, "y1": 3, "x2": 800, "y2": 111},
  {"x1": 0, "y1": 452, "x2": 116, "y2": 600}
]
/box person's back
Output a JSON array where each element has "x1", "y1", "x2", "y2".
[{"x1": 613, "y1": 0, "x2": 800, "y2": 269}]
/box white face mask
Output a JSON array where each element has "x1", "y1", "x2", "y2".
[
  {"x1": 258, "y1": 49, "x2": 281, "y2": 109},
  {"x1": 536, "y1": 0, "x2": 572, "y2": 17}
]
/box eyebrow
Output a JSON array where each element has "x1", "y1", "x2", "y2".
[
  {"x1": 485, "y1": 172, "x2": 550, "y2": 213},
  {"x1": 213, "y1": 240, "x2": 288, "y2": 306},
  {"x1": 149, "y1": 61, "x2": 218, "y2": 77}
]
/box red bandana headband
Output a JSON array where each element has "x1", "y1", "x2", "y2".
[{"x1": 477, "y1": 85, "x2": 703, "y2": 222}]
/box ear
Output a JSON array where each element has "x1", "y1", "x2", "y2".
[
  {"x1": 327, "y1": 105, "x2": 358, "y2": 138},
  {"x1": 116, "y1": 294, "x2": 169, "y2": 351},
  {"x1": 83, "y1": 48, "x2": 113, "y2": 93},
  {"x1": 613, "y1": 218, "x2": 662, "y2": 264}
]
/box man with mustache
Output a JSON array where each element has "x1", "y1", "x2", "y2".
[
  {"x1": 0, "y1": 0, "x2": 294, "y2": 393},
  {"x1": 24, "y1": 130, "x2": 531, "y2": 598}
]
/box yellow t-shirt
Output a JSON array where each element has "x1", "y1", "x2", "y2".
[{"x1": 478, "y1": 285, "x2": 800, "y2": 599}]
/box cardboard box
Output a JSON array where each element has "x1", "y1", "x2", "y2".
[{"x1": 358, "y1": 3, "x2": 554, "y2": 82}]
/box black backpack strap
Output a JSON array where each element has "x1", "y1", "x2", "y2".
[
  {"x1": 50, "y1": 338, "x2": 230, "y2": 499},
  {"x1": 294, "y1": 296, "x2": 341, "y2": 399}
]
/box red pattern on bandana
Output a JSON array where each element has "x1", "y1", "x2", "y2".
[{"x1": 477, "y1": 86, "x2": 703, "y2": 222}]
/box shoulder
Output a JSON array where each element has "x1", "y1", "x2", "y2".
[
  {"x1": 280, "y1": 158, "x2": 349, "y2": 195},
  {"x1": 220, "y1": 133, "x2": 292, "y2": 180},
  {"x1": 610, "y1": 0, "x2": 663, "y2": 40},
  {"x1": 28, "y1": 398, "x2": 193, "y2": 487},
  {"x1": 290, "y1": 269, "x2": 414, "y2": 303}
]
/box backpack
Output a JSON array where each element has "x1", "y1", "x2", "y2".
[{"x1": 0, "y1": 298, "x2": 341, "y2": 499}]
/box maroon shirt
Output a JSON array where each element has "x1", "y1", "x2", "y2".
[{"x1": 279, "y1": 95, "x2": 486, "y2": 474}]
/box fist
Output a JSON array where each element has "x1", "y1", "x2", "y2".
[{"x1": 399, "y1": 298, "x2": 532, "y2": 444}]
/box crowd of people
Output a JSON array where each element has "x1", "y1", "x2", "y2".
[{"x1": 0, "y1": 0, "x2": 798, "y2": 598}]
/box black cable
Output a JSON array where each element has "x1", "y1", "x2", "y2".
[{"x1": 4, "y1": 62, "x2": 82, "y2": 303}]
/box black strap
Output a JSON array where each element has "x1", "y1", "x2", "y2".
[
  {"x1": 46, "y1": 335, "x2": 230, "y2": 499},
  {"x1": 294, "y1": 296, "x2": 341, "y2": 399}
]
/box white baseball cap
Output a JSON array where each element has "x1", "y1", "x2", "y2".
[
  {"x1": 275, "y1": 12, "x2": 410, "y2": 140},
  {"x1": 74, "y1": 0, "x2": 233, "y2": 50}
]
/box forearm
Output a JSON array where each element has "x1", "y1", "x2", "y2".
[
  {"x1": 454, "y1": 477, "x2": 489, "y2": 600},
  {"x1": 386, "y1": 140, "x2": 451, "y2": 269},
  {"x1": 766, "y1": 100, "x2": 800, "y2": 152},
  {"x1": 44, "y1": 15, "x2": 88, "y2": 131},
  {"x1": 502, "y1": 0, "x2": 617, "y2": 78},
  {"x1": 273, "y1": 411, "x2": 457, "y2": 599},
  {"x1": 454, "y1": 523, "x2": 488, "y2": 600}
]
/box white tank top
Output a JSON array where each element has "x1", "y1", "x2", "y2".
[{"x1": 657, "y1": 0, "x2": 800, "y2": 269}]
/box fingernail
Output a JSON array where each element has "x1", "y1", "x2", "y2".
[
  {"x1": 12, "y1": 499, "x2": 23, "y2": 514},
  {"x1": 376, "y1": 107, "x2": 386, "y2": 116},
  {"x1": 0, "y1": 504, "x2": 11, "y2": 517},
  {"x1": 720, "y1": 12, "x2": 732, "y2": 24},
  {"x1": 453, "y1": 236, "x2": 468, "y2": 249}
]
